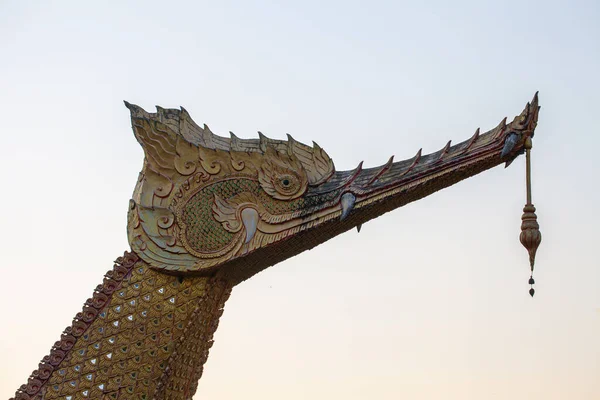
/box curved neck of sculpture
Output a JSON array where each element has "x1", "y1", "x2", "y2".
[{"x1": 12, "y1": 253, "x2": 231, "y2": 400}]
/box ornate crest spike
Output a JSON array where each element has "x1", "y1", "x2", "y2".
[
  {"x1": 519, "y1": 136, "x2": 542, "y2": 297},
  {"x1": 11, "y1": 94, "x2": 545, "y2": 400}
]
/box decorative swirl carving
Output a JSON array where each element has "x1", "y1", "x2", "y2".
[
  {"x1": 58, "y1": 334, "x2": 76, "y2": 351},
  {"x1": 70, "y1": 321, "x2": 88, "y2": 337},
  {"x1": 125, "y1": 103, "x2": 339, "y2": 272},
  {"x1": 199, "y1": 147, "x2": 227, "y2": 175},
  {"x1": 174, "y1": 135, "x2": 198, "y2": 176},
  {"x1": 86, "y1": 291, "x2": 109, "y2": 308},
  {"x1": 24, "y1": 379, "x2": 42, "y2": 395},
  {"x1": 286, "y1": 134, "x2": 335, "y2": 185},
  {"x1": 157, "y1": 212, "x2": 175, "y2": 229},
  {"x1": 36, "y1": 364, "x2": 54, "y2": 380},
  {"x1": 148, "y1": 167, "x2": 174, "y2": 200}
]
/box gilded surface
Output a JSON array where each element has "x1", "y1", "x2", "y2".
[
  {"x1": 126, "y1": 95, "x2": 539, "y2": 274},
  {"x1": 126, "y1": 105, "x2": 337, "y2": 272},
  {"x1": 12, "y1": 94, "x2": 540, "y2": 400},
  {"x1": 12, "y1": 253, "x2": 230, "y2": 400}
]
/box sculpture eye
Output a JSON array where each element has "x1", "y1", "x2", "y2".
[
  {"x1": 258, "y1": 153, "x2": 309, "y2": 200},
  {"x1": 275, "y1": 173, "x2": 301, "y2": 196}
]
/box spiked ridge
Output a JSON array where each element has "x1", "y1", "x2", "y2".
[
  {"x1": 12, "y1": 94, "x2": 540, "y2": 400},
  {"x1": 124, "y1": 93, "x2": 539, "y2": 281}
]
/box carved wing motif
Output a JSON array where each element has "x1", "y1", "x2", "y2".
[{"x1": 125, "y1": 102, "x2": 337, "y2": 273}]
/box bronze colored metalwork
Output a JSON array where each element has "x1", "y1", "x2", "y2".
[
  {"x1": 520, "y1": 137, "x2": 542, "y2": 296},
  {"x1": 11, "y1": 93, "x2": 541, "y2": 400}
]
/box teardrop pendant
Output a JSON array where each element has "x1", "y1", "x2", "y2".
[{"x1": 520, "y1": 137, "x2": 542, "y2": 297}]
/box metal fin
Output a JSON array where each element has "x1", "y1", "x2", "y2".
[{"x1": 494, "y1": 117, "x2": 508, "y2": 139}]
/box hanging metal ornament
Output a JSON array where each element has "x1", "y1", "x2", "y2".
[{"x1": 519, "y1": 137, "x2": 542, "y2": 297}]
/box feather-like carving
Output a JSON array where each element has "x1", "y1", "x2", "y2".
[
  {"x1": 212, "y1": 192, "x2": 261, "y2": 233},
  {"x1": 131, "y1": 119, "x2": 178, "y2": 171},
  {"x1": 286, "y1": 135, "x2": 334, "y2": 185},
  {"x1": 174, "y1": 136, "x2": 198, "y2": 176},
  {"x1": 229, "y1": 131, "x2": 244, "y2": 152}
]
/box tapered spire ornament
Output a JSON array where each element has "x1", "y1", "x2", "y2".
[{"x1": 519, "y1": 136, "x2": 542, "y2": 297}]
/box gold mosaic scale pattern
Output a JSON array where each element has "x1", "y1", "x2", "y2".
[{"x1": 44, "y1": 261, "x2": 226, "y2": 400}]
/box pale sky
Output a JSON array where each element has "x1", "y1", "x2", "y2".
[{"x1": 1, "y1": 1, "x2": 598, "y2": 399}]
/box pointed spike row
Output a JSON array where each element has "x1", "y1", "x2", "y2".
[
  {"x1": 201, "y1": 123, "x2": 215, "y2": 148},
  {"x1": 462, "y1": 128, "x2": 480, "y2": 154},
  {"x1": 229, "y1": 131, "x2": 241, "y2": 151},
  {"x1": 367, "y1": 155, "x2": 395, "y2": 185},
  {"x1": 123, "y1": 101, "x2": 149, "y2": 119},
  {"x1": 258, "y1": 131, "x2": 270, "y2": 152},
  {"x1": 513, "y1": 92, "x2": 540, "y2": 137},
  {"x1": 399, "y1": 148, "x2": 422, "y2": 177},
  {"x1": 339, "y1": 161, "x2": 364, "y2": 189},
  {"x1": 494, "y1": 117, "x2": 508, "y2": 139},
  {"x1": 179, "y1": 106, "x2": 192, "y2": 123},
  {"x1": 436, "y1": 140, "x2": 452, "y2": 162},
  {"x1": 312, "y1": 141, "x2": 330, "y2": 162},
  {"x1": 286, "y1": 134, "x2": 296, "y2": 147},
  {"x1": 351, "y1": 161, "x2": 364, "y2": 182},
  {"x1": 154, "y1": 106, "x2": 168, "y2": 121},
  {"x1": 286, "y1": 134, "x2": 297, "y2": 156}
]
